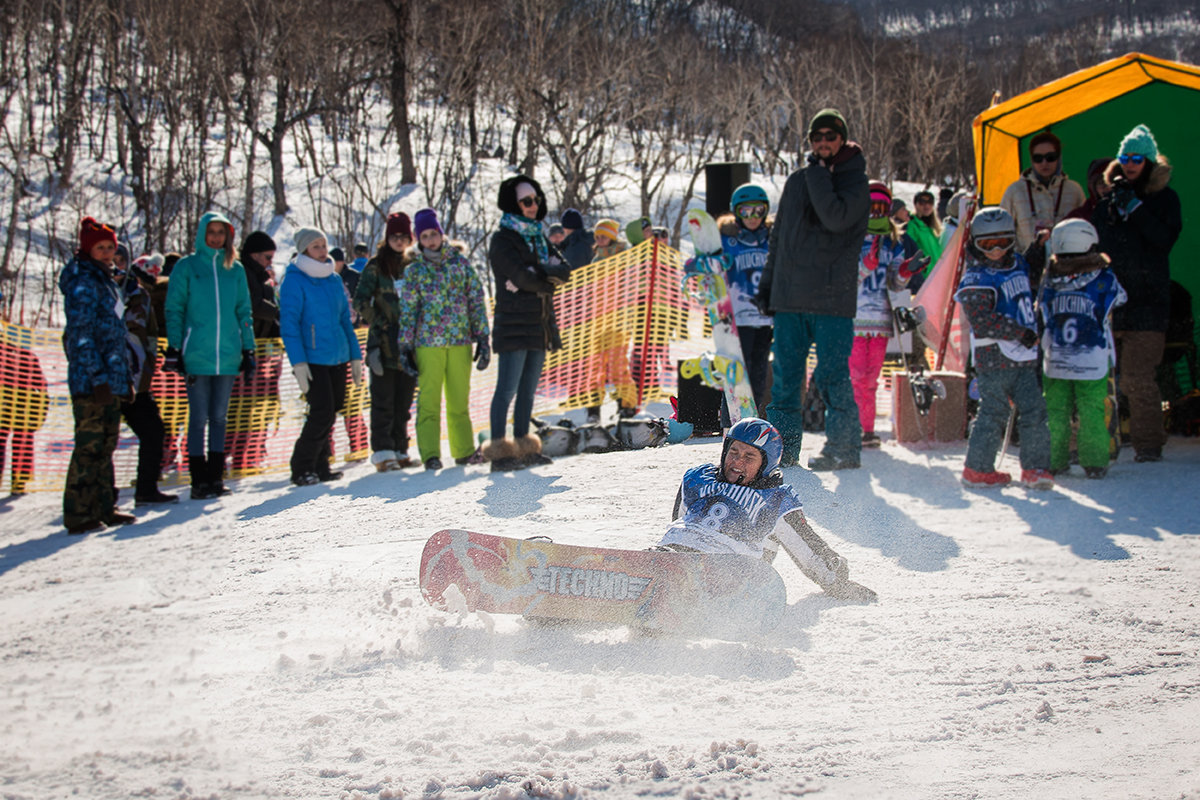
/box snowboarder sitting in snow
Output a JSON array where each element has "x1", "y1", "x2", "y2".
[
  {"x1": 656, "y1": 418, "x2": 872, "y2": 601},
  {"x1": 955, "y1": 206, "x2": 1054, "y2": 490}
]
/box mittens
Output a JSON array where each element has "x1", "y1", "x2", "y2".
[
  {"x1": 239, "y1": 350, "x2": 257, "y2": 378},
  {"x1": 162, "y1": 347, "x2": 185, "y2": 376},
  {"x1": 366, "y1": 348, "x2": 384, "y2": 376},
  {"x1": 350, "y1": 359, "x2": 364, "y2": 386},
  {"x1": 398, "y1": 350, "x2": 419, "y2": 378},
  {"x1": 292, "y1": 362, "x2": 312, "y2": 394},
  {"x1": 473, "y1": 336, "x2": 491, "y2": 371}
]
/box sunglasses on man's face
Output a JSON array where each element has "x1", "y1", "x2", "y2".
[
  {"x1": 736, "y1": 203, "x2": 768, "y2": 219},
  {"x1": 1031, "y1": 151, "x2": 1059, "y2": 164},
  {"x1": 976, "y1": 236, "x2": 1014, "y2": 251},
  {"x1": 518, "y1": 195, "x2": 539, "y2": 209},
  {"x1": 914, "y1": 196, "x2": 934, "y2": 205},
  {"x1": 1118, "y1": 154, "x2": 1147, "y2": 165},
  {"x1": 809, "y1": 130, "x2": 840, "y2": 144}
]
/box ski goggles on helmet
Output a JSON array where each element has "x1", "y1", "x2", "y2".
[
  {"x1": 870, "y1": 199, "x2": 891, "y2": 218},
  {"x1": 975, "y1": 236, "x2": 1015, "y2": 252},
  {"x1": 1118, "y1": 153, "x2": 1147, "y2": 165},
  {"x1": 736, "y1": 203, "x2": 768, "y2": 220}
]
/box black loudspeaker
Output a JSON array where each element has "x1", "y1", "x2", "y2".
[
  {"x1": 705, "y1": 162, "x2": 752, "y2": 217},
  {"x1": 676, "y1": 361, "x2": 724, "y2": 436}
]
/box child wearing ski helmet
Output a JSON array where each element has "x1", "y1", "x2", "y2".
[
  {"x1": 656, "y1": 418, "x2": 871, "y2": 599},
  {"x1": 1037, "y1": 219, "x2": 1125, "y2": 478},
  {"x1": 718, "y1": 183, "x2": 774, "y2": 416},
  {"x1": 955, "y1": 206, "x2": 1054, "y2": 489},
  {"x1": 850, "y1": 182, "x2": 926, "y2": 447}
]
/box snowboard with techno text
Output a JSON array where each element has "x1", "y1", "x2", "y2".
[
  {"x1": 418, "y1": 529, "x2": 786, "y2": 640},
  {"x1": 681, "y1": 208, "x2": 757, "y2": 424}
]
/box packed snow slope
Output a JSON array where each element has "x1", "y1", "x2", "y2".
[{"x1": 2, "y1": 428, "x2": 1199, "y2": 799}]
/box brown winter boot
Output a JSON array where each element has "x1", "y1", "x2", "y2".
[
  {"x1": 517, "y1": 433, "x2": 552, "y2": 467},
  {"x1": 482, "y1": 438, "x2": 524, "y2": 473}
]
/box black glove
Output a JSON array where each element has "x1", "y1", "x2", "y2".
[
  {"x1": 473, "y1": 336, "x2": 491, "y2": 371},
  {"x1": 1018, "y1": 328, "x2": 1039, "y2": 349},
  {"x1": 399, "y1": 349, "x2": 419, "y2": 378},
  {"x1": 239, "y1": 350, "x2": 256, "y2": 378},
  {"x1": 162, "y1": 347, "x2": 186, "y2": 376},
  {"x1": 543, "y1": 263, "x2": 571, "y2": 286},
  {"x1": 752, "y1": 287, "x2": 773, "y2": 317}
]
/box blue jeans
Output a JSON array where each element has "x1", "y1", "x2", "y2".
[
  {"x1": 767, "y1": 312, "x2": 860, "y2": 463},
  {"x1": 186, "y1": 374, "x2": 236, "y2": 456},
  {"x1": 966, "y1": 365, "x2": 1050, "y2": 472},
  {"x1": 490, "y1": 349, "x2": 546, "y2": 440}
]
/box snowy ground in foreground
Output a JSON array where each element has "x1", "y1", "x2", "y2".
[{"x1": 2, "y1": 423, "x2": 1199, "y2": 800}]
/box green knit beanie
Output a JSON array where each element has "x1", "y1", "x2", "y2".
[
  {"x1": 808, "y1": 108, "x2": 849, "y2": 141},
  {"x1": 1118, "y1": 124, "x2": 1158, "y2": 161}
]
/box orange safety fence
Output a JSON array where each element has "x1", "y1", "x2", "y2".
[{"x1": 1, "y1": 240, "x2": 712, "y2": 494}]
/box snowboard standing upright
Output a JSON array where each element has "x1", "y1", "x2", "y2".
[
  {"x1": 419, "y1": 529, "x2": 786, "y2": 640},
  {"x1": 680, "y1": 208, "x2": 757, "y2": 424}
]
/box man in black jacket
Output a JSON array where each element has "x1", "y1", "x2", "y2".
[{"x1": 756, "y1": 108, "x2": 869, "y2": 470}]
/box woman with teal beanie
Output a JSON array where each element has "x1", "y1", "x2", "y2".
[{"x1": 163, "y1": 211, "x2": 256, "y2": 499}]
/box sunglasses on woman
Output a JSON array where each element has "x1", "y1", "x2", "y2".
[
  {"x1": 809, "y1": 130, "x2": 840, "y2": 143},
  {"x1": 736, "y1": 203, "x2": 768, "y2": 219},
  {"x1": 1118, "y1": 154, "x2": 1147, "y2": 165},
  {"x1": 1030, "y1": 152, "x2": 1059, "y2": 164},
  {"x1": 518, "y1": 196, "x2": 539, "y2": 209}
]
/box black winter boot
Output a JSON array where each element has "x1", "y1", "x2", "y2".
[
  {"x1": 207, "y1": 451, "x2": 230, "y2": 496},
  {"x1": 189, "y1": 455, "x2": 216, "y2": 500}
]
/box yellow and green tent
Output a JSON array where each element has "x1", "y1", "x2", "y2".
[{"x1": 973, "y1": 52, "x2": 1200, "y2": 321}]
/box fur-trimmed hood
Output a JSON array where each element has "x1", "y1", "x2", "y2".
[
  {"x1": 1104, "y1": 155, "x2": 1172, "y2": 195},
  {"x1": 1047, "y1": 251, "x2": 1110, "y2": 279},
  {"x1": 717, "y1": 213, "x2": 773, "y2": 237}
]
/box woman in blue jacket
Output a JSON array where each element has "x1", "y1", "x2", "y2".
[
  {"x1": 279, "y1": 227, "x2": 364, "y2": 485},
  {"x1": 164, "y1": 212, "x2": 256, "y2": 500}
]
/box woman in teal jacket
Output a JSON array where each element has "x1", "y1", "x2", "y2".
[
  {"x1": 164, "y1": 211, "x2": 256, "y2": 500},
  {"x1": 279, "y1": 227, "x2": 364, "y2": 485}
]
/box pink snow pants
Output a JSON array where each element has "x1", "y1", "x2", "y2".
[{"x1": 849, "y1": 335, "x2": 889, "y2": 434}]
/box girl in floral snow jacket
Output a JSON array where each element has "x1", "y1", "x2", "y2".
[{"x1": 396, "y1": 208, "x2": 490, "y2": 468}]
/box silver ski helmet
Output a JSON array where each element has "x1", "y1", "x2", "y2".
[
  {"x1": 722, "y1": 417, "x2": 783, "y2": 481},
  {"x1": 964, "y1": 205, "x2": 1012, "y2": 255},
  {"x1": 1050, "y1": 218, "x2": 1100, "y2": 256}
]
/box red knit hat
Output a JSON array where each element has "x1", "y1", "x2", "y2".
[
  {"x1": 79, "y1": 217, "x2": 117, "y2": 256},
  {"x1": 386, "y1": 212, "x2": 412, "y2": 241}
]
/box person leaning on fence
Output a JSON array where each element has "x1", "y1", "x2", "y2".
[
  {"x1": 558, "y1": 208, "x2": 594, "y2": 270},
  {"x1": 395, "y1": 208, "x2": 491, "y2": 471},
  {"x1": 239, "y1": 231, "x2": 279, "y2": 339},
  {"x1": 579, "y1": 217, "x2": 635, "y2": 423},
  {"x1": 755, "y1": 107, "x2": 869, "y2": 471},
  {"x1": 592, "y1": 219, "x2": 625, "y2": 261},
  {"x1": 163, "y1": 212, "x2": 257, "y2": 501},
  {"x1": 354, "y1": 212, "x2": 418, "y2": 471},
  {"x1": 484, "y1": 174, "x2": 572, "y2": 472},
  {"x1": 59, "y1": 218, "x2": 136, "y2": 533},
  {"x1": 279, "y1": 227, "x2": 364, "y2": 486},
  {"x1": 1091, "y1": 124, "x2": 1182, "y2": 464}
]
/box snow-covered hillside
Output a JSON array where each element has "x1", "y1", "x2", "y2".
[{"x1": 2, "y1": 422, "x2": 1198, "y2": 799}]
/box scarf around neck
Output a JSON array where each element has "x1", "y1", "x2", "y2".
[
  {"x1": 296, "y1": 253, "x2": 335, "y2": 279},
  {"x1": 501, "y1": 212, "x2": 549, "y2": 265}
]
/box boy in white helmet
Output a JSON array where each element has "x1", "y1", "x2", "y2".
[
  {"x1": 955, "y1": 206, "x2": 1054, "y2": 489},
  {"x1": 1037, "y1": 219, "x2": 1126, "y2": 478}
]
